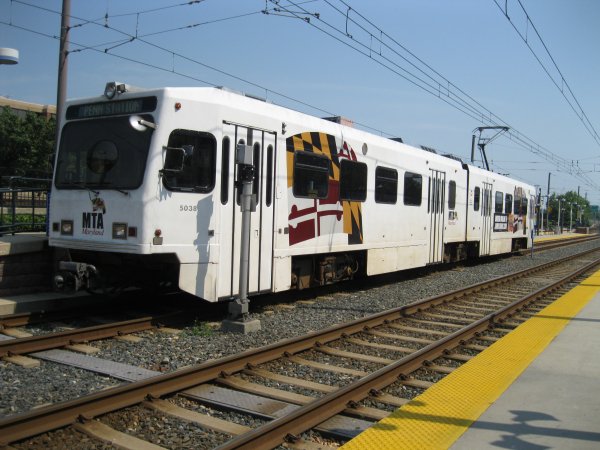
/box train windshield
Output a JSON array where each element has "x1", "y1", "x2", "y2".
[{"x1": 54, "y1": 114, "x2": 154, "y2": 190}]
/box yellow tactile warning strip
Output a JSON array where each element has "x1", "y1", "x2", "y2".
[
  {"x1": 341, "y1": 269, "x2": 600, "y2": 450},
  {"x1": 535, "y1": 233, "x2": 586, "y2": 242}
]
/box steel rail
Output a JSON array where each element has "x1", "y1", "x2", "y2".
[
  {"x1": 1, "y1": 247, "x2": 599, "y2": 446},
  {"x1": 0, "y1": 311, "x2": 184, "y2": 357},
  {"x1": 216, "y1": 257, "x2": 600, "y2": 450},
  {"x1": 2, "y1": 242, "x2": 596, "y2": 359},
  {"x1": 402, "y1": 245, "x2": 599, "y2": 315},
  {"x1": 0, "y1": 242, "x2": 588, "y2": 359},
  {"x1": 519, "y1": 234, "x2": 599, "y2": 254},
  {"x1": 0, "y1": 311, "x2": 40, "y2": 329},
  {"x1": 0, "y1": 235, "x2": 594, "y2": 330}
]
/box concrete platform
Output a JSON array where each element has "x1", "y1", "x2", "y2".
[
  {"x1": 0, "y1": 290, "x2": 91, "y2": 315},
  {"x1": 341, "y1": 270, "x2": 600, "y2": 450},
  {"x1": 451, "y1": 284, "x2": 600, "y2": 449},
  {"x1": 0, "y1": 232, "x2": 98, "y2": 314},
  {"x1": 0, "y1": 232, "x2": 47, "y2": 256}
]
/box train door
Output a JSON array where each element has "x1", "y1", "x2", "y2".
[
  {"x1": 428, "y1": 169, "x2": 446, "y2": 264},
  {"x1": 220, "y1": 121, "x2": 276, "y2": 298},
  {"x1": 480, "y1": 181, "x2": 493, "y2": 255}
]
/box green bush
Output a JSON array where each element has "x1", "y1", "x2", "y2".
[{"x1": 0, "y1": 213, "x2": 46, "y2": 232}]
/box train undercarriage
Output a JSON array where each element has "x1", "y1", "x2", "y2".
[
  {"x1": 53, "y1": 249, "x2": 179, "y2": 296},
  {"x1": 291, "y1": 252, "x2": 365, "y2": 290}
]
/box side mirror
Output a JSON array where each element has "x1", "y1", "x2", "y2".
[{"x1": 161, "y1": 147, "x2": 185, "y2": 174}]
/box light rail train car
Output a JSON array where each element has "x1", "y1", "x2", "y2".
[{"x1": 48, "y1": 82, "x2": 536, "y2": 301}]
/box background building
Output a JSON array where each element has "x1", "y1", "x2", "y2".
[{"x1": 0, "y1": 96, "x2": 55, "y2": 120}]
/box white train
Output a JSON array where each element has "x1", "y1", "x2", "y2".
[{"x1": 48, "y1": 82, "x2": 536, "y2": 301}]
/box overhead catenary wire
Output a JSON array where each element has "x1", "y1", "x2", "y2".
[
  {"x1": 3, "y1": 0, "x2": 598, "y2": 191},
  {"x1": 492, "y1": 0, "x2": 600, "y2": 148},
  {"x1": 267, "y1": 0, "x2": 599, "y2": 190},
  {"x1": 274, "y1": 1, "x2": 564, "y2": 161},
  {"x1": 13, "y1": 1, "x2": 440, "y2": 139},
  {"x1": 0, "y1": 2, "x2": 394, "y2": 137},
  {"x1": 9, "y1": 0, "x2": 524, "y2": 137},
  {"x1": 82, "y1": 0, "x2": 206, "y2": 25}
]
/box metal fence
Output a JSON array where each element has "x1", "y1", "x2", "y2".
[{"x1": 0, "y1": 177, "x2": 51, "y2": 236}]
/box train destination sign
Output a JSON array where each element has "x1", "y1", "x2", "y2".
[{"x1": 66, "y1": 96, "x2": 157, "y2": 120}]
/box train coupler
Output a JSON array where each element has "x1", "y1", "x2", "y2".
[{"x1": 54, "y1": 261, "x2": 98, "y2": 292}]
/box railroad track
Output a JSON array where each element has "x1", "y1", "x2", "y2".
[
  {"x1": 0, "y1": 308, "x2": 189, "y2": 361},
  {"x1": 1, "y1": 245, "x2": 599, "y2": 449},
  {"x1": 1, "y1": 233, "x2": 595, "y2": 360}
]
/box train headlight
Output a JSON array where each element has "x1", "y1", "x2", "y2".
[
  {"x1": 60, "y1": 220, "x2": 73, "y2": 236},
  {"x1": 104, "y1": 81, "x2": 127, "y2": 99},
  {"x1": 104, "y1": 82, "x2": 117, "y2": 99},
  {"x1": 112, "y1": 222, "x2": 128, "y2": 240}
]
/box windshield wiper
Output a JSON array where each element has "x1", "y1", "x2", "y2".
[
  {"x1": 95, "y1": 182, "x2": 129, "y2": 196},
  {"x1": 60, "y1": 181, "x2": 129, "y2": 196},
  {"x1": 60, "y1": 181, "x2": 99, "y2": 196}
]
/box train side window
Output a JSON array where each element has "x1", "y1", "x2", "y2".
[
  {"x1": 514, "y1": 193, "x2": 522, "y2": 214},
  {"x1": 448, "y1": 180, "x2": 456, "y2": 210},
  {"x1": 505, "y1": 193, "x2": 513, "y2": 214},
  {"x1": 375, "y1": 166, "x2": 398, "y2": 204},
  {"x1": 163, "y1": 129, "x2": 216, "y2": 193},
  {"x1": 404, "y1": 172, "x2": 422, "y2": 206},
  {"x1": 265, "y1": 145, "x2": 273, "y2": 207},
  {"x1": 474, "y1": 186, "x2": 480, "y2": 211},
  {"x1": 340, "y1": 160, "x2": 367, "y2": 201},
  {"x1": 220, "y1": 137, "x2": 230, "y2": 204},
  {"x1": 495, "y1": 191, "x2": 503, "y2": 213},
  {"x1": 293, "y1": 151, "x2": 330, "y2": 198},
  {"x1": 521, "y1": 196, "x2": 528, "y2": 215}
]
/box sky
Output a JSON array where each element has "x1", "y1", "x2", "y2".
[{"x1": 1, "y1": 0, "x2": 599, "y2": 205}]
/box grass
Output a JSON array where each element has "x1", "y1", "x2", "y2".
[{"x1": 186, "y1": 319, "x2": 214, "y2": 337}]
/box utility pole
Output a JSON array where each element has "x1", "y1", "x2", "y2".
[
  {"x1": 55, "y1": 0, "x2": 70, "y2": 147},
  {"x1": 221, "y1": 144, "x2": 261, "y2": 334}
]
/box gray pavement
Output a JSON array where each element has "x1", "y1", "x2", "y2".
[{"x1": 452, "y1": 292, "x2": 600, "y2": 449}]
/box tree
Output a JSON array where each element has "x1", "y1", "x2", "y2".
[
  {"x1": 0, "y1": 106, "x2": 56, "y2": 182},
  {"x1": 546, "y1": 190, "x2": 590, "y2": 228}
]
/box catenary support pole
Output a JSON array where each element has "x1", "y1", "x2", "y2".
[
  {"x1": 222, "y1": 144, "x2": 261, "y2": 333},
  {"x1": 55, "y1": 0, "x2": 70, "y2": 143}
]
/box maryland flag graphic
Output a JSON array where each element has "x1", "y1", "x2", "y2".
[{"x1": 286, "y1": 132, "x2": 363, "y2": 246}]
